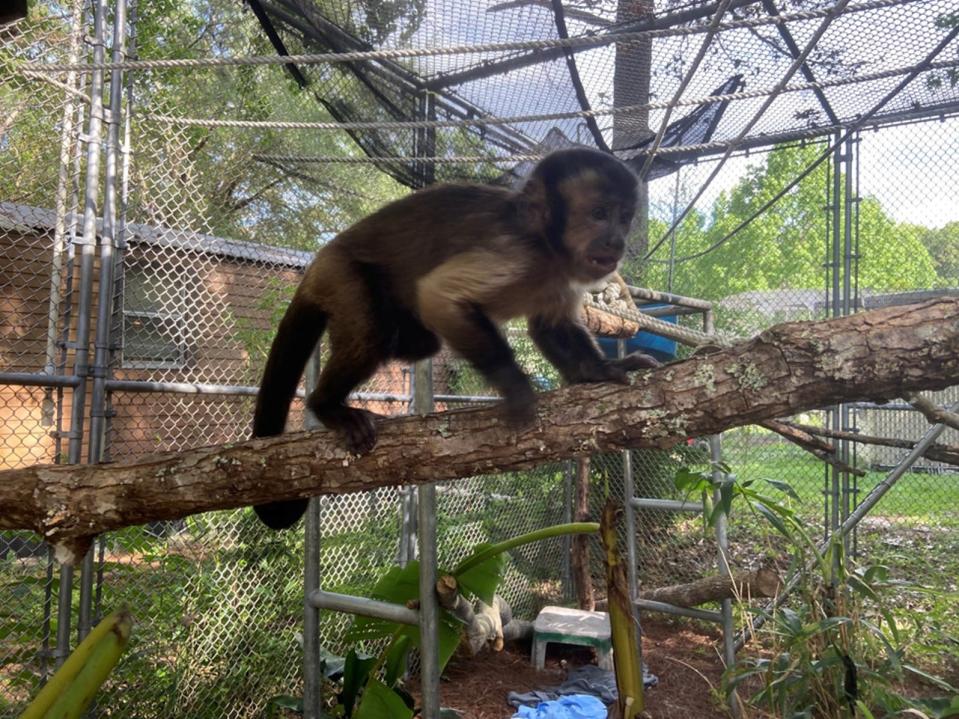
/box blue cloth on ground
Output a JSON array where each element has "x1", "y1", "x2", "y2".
[
  {"x1": 507, "y1": 664, "x2": 658, "y2": 709},
  {"x1": 511, "y1": 694, "x2": 607, "y2": 719}
]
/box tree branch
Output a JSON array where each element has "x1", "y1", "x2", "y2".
[
  {"x1": 784, "y1": 422, "x2": 959, "y2": 467},
  {"x1": 902, "y1": 391, "x2": 959, "y2": 432},
  {"x1": 759, "y1": 419, "x2": 865, "y2": 476},
  {"x1": 2, "y1": 298, "x2": 958, "y2": 563}
]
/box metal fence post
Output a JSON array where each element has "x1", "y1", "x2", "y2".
[
  {"x1": 303, "y1": 348, "x2": 323, "y2": 719},
  {"x1": 413, "y1": 358, "x2": 440, "y2": 719},
  {"x1": 79, "y1": 0, "x2": 129, "y2": 642},
  {"x1": 55, "y1": 0, "x2": 109, "y2": 663}
]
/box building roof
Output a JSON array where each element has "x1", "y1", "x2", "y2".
[{"x1": 0, "y1": 202, "x2": 315, "y2": 269}]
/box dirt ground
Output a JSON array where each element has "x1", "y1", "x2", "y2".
[{"x1": 413, "y1": 618, "x2": 731, "y2": 718}]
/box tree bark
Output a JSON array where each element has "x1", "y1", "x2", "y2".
[
  {"x1": 2, "y1": 298, "x2": 958, "y2": 563},
  {"x1": 571, "y1": 458, "x2": 595, "y2": 611}
]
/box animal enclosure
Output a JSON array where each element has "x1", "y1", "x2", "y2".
[{"x1": 1, "y1": 0, "x2": 958, "y2": 716}]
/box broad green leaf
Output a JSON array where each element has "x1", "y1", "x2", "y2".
[
  {"x1": 753, "y1": 501, "x2": 791, "y2": 537},
  {"x1": 455, "y1": 543, "x2": 505, "y2": 605},
  {"x1": 346, "y1": 562, "x2": 421, "y2": 644},
  {"x1": 861, "y1": 619, "x2": 903, "y2": 672},
  {"x1": 354, "y1": 679, "x2": 414, "y2": 719},
  {"x1": 673, "y1": 467, "x2": 709, "y2": 493},
  {"x1": 384, "y1": 635, "x2": 411, "y2": 688},
  {"x1": 340, "y1": 650, "x2": 376, "y2": 718},
  {"x1": 846, "y1": 575, "x2": 879, "y2": 602},
  {"x1": 397, "y1": 614, "x2": 462, "y2": 674},
  {"x1": 862, "y1": 564, "x2": 890, "y2": 584},
  {"x1": 264, "y1": 694, "x2": 304, "y2": 718}
]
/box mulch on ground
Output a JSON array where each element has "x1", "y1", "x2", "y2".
[{"x1": 412, "y1": 618, "x2": 731, "y2": 718}]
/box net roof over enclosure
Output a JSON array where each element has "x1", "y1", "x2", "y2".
[{"x1": 245, "y1": 0, "x2": 959, "y2": 187}]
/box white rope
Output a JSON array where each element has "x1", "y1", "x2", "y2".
[
  {"x1": 20, "y1": 0, "x2": 915, "y2": 74},
  {"x1": 583, "y1": 299, "x2": 727, "y2": 347},
  {"x1": 137, "y1": 58, "x2": 958, "y2": 132},
  {"x1": 254, "y1": 153, "x2": 542, "y2": 164}
]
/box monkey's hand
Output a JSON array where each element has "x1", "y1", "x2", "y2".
[
  {"x1": 609, "y1": 351, "x2": 661, "y2": 374},
  {"x1": 569, "y1": 352, "x2": 661, "y2": 385}
]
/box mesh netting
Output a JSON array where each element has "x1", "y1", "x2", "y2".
[{"x1": 2, "y1": 0, "x2": 958, "y2": 715}]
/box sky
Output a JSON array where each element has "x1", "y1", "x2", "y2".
[{"x1": 645, "y1": 115, "x2": 959, "y2": 231}]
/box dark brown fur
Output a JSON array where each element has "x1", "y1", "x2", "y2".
[{"x1": 252, "y1": 148, "x2": 659, "y2": 529}]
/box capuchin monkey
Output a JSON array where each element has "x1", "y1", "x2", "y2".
[{"x1": 252, "y1": 147, "x2": 659, "y2": 529}]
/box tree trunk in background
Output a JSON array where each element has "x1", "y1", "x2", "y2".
[
  {"x1": 614, "y1": 0, "x2": 655, "y2": 262},
  {"x1": 572, "y1": 457, "x2": 595, "y2": 610}
]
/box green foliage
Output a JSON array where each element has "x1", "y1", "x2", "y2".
[
  {"x1": 453, "y1": 543, "x2": 505, "y2": 606},
  {"x1": 680, "y1": 466, "x2": 959, "y2": 718},
  {"x1": 322, "y1": 523, "x2": 598, "y2": 717},
  {"x1": 917, "y1": 221, "x2": 959, "y2": 286},
  {"x1": 636, "y1": 144, "x2": 941, "y2": 334}
]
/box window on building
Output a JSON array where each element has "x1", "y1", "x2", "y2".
[{"x1": 122, "y1": 263, "x2": 187, "y2": 369}]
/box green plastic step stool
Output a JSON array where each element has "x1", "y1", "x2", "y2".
[{"x1": 531, "y1": 605, "x2": 613, "y2": 671}]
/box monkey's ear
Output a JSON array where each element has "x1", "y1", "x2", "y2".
[{"x1": 519, "y1": 175, "x2": 550, "y2": 235}]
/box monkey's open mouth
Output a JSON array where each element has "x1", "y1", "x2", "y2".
[{"x1": 587, "y1": 255, "x2": 619, "y2": 274}]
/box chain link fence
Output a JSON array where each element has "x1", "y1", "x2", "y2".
[{"x1": 3, "y1": 0, "x2": 959, "y2": 715}]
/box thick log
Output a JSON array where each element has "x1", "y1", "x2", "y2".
[
  {"x1": 639, "y1": 568, "x2": 782, "y2": 607},
  {"x1": 1, "y1": 298, "x2": 958, "y2": 562}
]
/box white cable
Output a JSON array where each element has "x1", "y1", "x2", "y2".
[{"x1": 21, "y1": 0, "x2": 916, "y2": 74}]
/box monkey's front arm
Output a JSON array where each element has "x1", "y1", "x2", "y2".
[{"x1": 528, "y1": 314, "x2": 660, "y2": 386}]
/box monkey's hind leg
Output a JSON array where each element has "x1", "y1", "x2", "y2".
[{"x1": 307, "y1": 323, "x2": 385, "y2": 455}]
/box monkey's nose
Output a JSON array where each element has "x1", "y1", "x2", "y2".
[{"x1": 604, "y1": 235, "x2": 625, "y2": 255}]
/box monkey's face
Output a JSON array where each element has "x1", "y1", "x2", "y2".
[
  {"x1": 523, "y1": 148, "x2": 639, "y2": 284},
  {"x1": 560, "y1": 172, "x2": 637, "y2": 283}
]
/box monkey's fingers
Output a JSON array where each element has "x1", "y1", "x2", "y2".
[{"x1": 613, "y1": 352, "x2": 661, "y2": 372}]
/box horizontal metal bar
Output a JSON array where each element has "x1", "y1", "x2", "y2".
[
  {"x1": 634, "y1": 598, "x2": 723, "y2": 623},
  {"x1": 0, "y1": 372, "x2": 82, "y2": 388},
  {"x1": 639, "y1": 305, "x2": 705, "y2": 319},
  {"x1": 631, "y1": 497, "x2": 705, "y2": 514},
  {"x1": 307, "y1": 589, "x2": 419, "y2": 625},
  {"x1": 106, "y1": 379, "x2": 412, "y2": 402},
  {"x1": 627, "y1": 286, "x2": 714, "y2": 311},
  {"x1": 105, "y1": 379, "x2": 261, "y2": 395},
  {"x1": 847, "y1": 401, "x2": 915, "y2": 411},
  {"x1": 434, "y1": 394, "x2": 499, "y2": 403}
]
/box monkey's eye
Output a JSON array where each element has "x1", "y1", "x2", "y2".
[
  {"x1": 591, "y1": 207, "x2": 608, "y2": 221},
  {"x1": 620, "y1": 211, "x2": 633, "y2": 225}
]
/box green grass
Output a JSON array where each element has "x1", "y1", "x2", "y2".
[{"x1": 725, "y1": 438, "x2": 959, "y2": 527}]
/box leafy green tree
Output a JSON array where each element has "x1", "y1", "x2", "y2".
[
  {"x1": 637, "y1": 144, "x2": 939, "y2": 302},
  {"x1": 917, "y1": 221, "x2": 959, "y2": 287}
]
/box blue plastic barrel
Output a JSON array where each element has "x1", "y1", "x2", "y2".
[{"x1": 595, "y1": 303, "x2": 678, "y2": 364}]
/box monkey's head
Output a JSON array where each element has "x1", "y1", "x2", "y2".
[{"x1": 522, "y1": 148, "x2": 638, "y2": 283}]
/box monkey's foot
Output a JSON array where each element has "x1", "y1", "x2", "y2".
[
  {"x1": 502, "y1": 388, "x2": 538, "y2": 430},
  {"x1": 318, "y1": 406, "x2": 382, "y2": 455}
]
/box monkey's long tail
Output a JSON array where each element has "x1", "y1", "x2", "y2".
[{"x1": 252, "y1": 298, "x2": 327, "y2": 530}]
